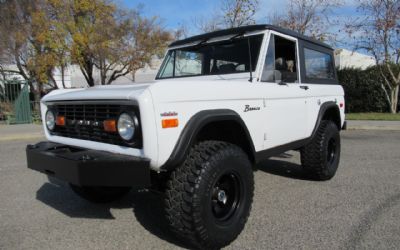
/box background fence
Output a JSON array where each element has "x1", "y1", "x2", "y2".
[{"x1": 0, "y1": 80, "x2": 33, "y2": 124}]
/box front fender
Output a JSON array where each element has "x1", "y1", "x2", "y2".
[{"x1": 161, "y1": 109, "x2": 255, "y2": 171}]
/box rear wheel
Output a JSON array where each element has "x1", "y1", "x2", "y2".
[
  {"x1": 165, "y1": 141, "x2": 254, "y2": 249},
  {"x1": 69, "y1": 184, "x2": 131, "y2": 203},
  {"x1": 300, "y1": 120, "x2": 341, "y2": 180}
]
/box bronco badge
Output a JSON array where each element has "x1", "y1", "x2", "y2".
[{"x1": 244, "y1": 105, "x2": 261, "y2": 112}]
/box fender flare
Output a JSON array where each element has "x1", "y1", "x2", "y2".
[
  {"x1": 161, "y1": 109, "x2": 256, "y2": 171},
  {"x1": 310, "y1": 101, "x2": 341, "y2": 140}
]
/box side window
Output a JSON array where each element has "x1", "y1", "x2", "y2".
[
  {"x1": 261, "y1": 34, "x2": 298, "y2": 83},
  {"x1": 158, "y1": 51, "x2": 175, "y2": 78},
  {"x1": 157, "y1": 50, "x2": 203, "y2": 78},
  {"x1": 261, "y1": 35, "x2": 275, "y2": 82},
  {"x1": 304, "y1": 48, "x2": 334, "y2": 79},
  {"x1": 175, "y1": 50, "x2": 202, "y2": 77}
]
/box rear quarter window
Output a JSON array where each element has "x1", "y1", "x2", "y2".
[{"x1": 304, "y1": 48, "x2": 335, "y2": 80}]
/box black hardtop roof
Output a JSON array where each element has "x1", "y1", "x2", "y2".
[{"x1": 169, "y1": 24, "x2": 333, "y2": 50}]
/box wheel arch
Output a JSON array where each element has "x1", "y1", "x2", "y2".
[
  {"x1": 312, "y1": 101, "x2": 342, "y2": 138},
  {"x1": 161, "y1": 109, "x2": 256, "y2": 171}
]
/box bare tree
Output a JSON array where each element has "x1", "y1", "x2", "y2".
[
  {"x1": 269, "y1": 0, "x2": 342, "y2": 42},
  {"x1": 221, "y1": 0, "x2": 259, "y2": 28},
  {"x1": 173, "y1": 23, "x2": 189, "y2": 40},
  {"x1": 346, "y1": 0, "x2": 400, "y2": 113},
  {"x1": 193, "y1": 0, "x2": 259, "y2": 33},
  {"x1": 193, "y1": 15, "x2": 222, "y2": 33},
  {"x1": 0, "y1": 0, "x2": 34, "y2": 81}
]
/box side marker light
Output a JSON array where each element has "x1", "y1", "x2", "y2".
[{"x1": 162, "y1": 118, "x2": 179, "y2": 128}]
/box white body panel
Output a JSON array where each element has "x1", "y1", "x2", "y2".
[{"x1": 40, "y1": 30, "x2": 345, "y2": 171}]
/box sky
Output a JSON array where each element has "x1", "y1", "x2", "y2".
[
  {"x1": 120, "y1": 0, "x2": 221, "y2": 31},
  {"x1": 120, "y1": 0, "x2": 359, "y2": 48}
]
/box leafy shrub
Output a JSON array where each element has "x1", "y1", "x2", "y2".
[{"x1": 337, "y1": 65, "x2": 400, "y2": 113}]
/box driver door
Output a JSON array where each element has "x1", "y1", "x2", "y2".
[{"x1": 260, "y1": 33, "x2": 309, "y2": 149}]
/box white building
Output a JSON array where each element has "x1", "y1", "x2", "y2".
[
  {"x1": 334, "y1": 49, "x2": 376, "y2": 70},
  {"x1": 60, "y1": 59, "x2": 162, "y2": 88},
  {"x1": 1, "y1": 64, "x2": 73, "y2": 89}
]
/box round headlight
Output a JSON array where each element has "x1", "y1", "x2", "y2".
[
  {"x1": 45, "y1": 110, "x2": 56, "y2": 131},
  {"x1": 117, "y1": 113, "x2": 136, "y2": 141}
]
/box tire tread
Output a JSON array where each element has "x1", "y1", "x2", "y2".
[
  {"x1": 165, "y1": 140, "x2": 253, "y2": 249},
  {"x1": 300, "y1": 120, "x2": 340, "y2": 180}
]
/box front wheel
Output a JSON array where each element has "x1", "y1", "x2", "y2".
[
  {"x1": 165, "y1": 141, "x2": 254, "y2": 249},
  {"x1": 69, "y1": 184, "x2": 131, "y2": 203},
  {"x1": 300, "y1": 120, "x2": 341, "y2": 180}
]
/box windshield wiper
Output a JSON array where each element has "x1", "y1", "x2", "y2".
[
  {"x1": 230, "y1": 32, "x2": 245, "y2": 41},
  {"x1": 197, "y1": 32, "x2": 245, "y2": 47},
  {"x1": 194, "y1": 37, "x2": 211, "y2": 48}
]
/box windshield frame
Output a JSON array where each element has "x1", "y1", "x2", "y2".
[{"x1": 156, "y1": 32, "x2": 266, "y2": 80}]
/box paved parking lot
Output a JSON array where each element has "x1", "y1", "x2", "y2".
[{"x1": 0, "y1": 130, "x2": 399, "y2": 250}]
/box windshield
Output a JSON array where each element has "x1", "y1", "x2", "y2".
[{"x1": 156, "y1": 34, "x2": 263, "y2": 79}]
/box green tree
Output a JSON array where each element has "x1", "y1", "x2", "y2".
[
  {"x1": 62, "y1": 1, "x2": 172, "y2": 86},
  {"x1": 46, "y1": 0, "x2": 72, "y2": 88},
  {"x1": 93, "y1": 9, "x2": 172, "y2": 85},
  {"x1": 0, "y1": 0, "x2": 65, "y2": 110},
  {"x1": 1, "y1": 0, "x2": 173, "y2": 92},
  {"x1": 63, "y1": 0, "x2": 117, "y2": 86}
]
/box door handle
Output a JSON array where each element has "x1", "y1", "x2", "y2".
[{"x1": 300, "y1": 85, "x2": 309, "y2": 90}]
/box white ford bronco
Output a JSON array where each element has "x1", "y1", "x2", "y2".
[{"x1": 27, "y1": 25, "x2": 345, "y2": 249}]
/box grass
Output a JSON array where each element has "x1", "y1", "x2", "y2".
[{"x1": 346, "y1": 113, "x2": 400, "y2": 121}]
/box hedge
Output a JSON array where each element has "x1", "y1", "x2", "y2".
[{"x1": 337, "y1": 65, "x2": 400, "y2": 113}]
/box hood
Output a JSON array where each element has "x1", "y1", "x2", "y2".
[{"x1": 42, "y1": 84, "x2": 152, "y2": 103}]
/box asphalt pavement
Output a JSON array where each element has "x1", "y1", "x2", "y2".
[{"x1": 0, "y1": 130, "x2": 399, "y2": 250}]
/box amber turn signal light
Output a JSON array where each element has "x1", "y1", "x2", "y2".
[
  {"x1": 56, "y1": 115, "x2": 65, "y2": 126},
  {"x1": 103, "y1": 119, "x2": 117, "y2": 132},
  {"x1": 162, "y1": 118, "x2": 179, "y2": 128}
]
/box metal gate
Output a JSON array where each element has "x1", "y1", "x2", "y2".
[{"x1": 0, "y1": 80, "x2": 32, "y2": 124}]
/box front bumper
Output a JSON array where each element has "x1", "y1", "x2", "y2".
[{"x1": 26, "y1": 141, "x2": 150, "y2": 187}]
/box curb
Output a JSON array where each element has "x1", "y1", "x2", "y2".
[
  {"x1": 346, "y1": 126, "x2": 400, "y2": 131},
  {"x1": 346, "y1": 120, "x2": 400, "y2": 131}
]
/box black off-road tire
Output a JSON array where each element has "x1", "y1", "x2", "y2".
[
  {"x1": 165, "y1": 141, "x2": 254, "y2": 249},
  {"x1": 69, "y1": 184, "x2": 131, "y2": 203},
  {"x1": 300, "y1": 120, "x2": 341, "y2": 180}
]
